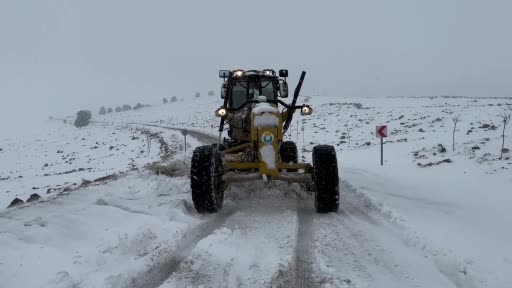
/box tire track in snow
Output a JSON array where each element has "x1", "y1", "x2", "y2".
[
  {"x1": 312, "y1": 179, "x2": 471, "y2": 287},
  {"x1": 129, "y1": 123, "x2": 320, "y2": 286},
  {"x1": 118, "y1": 123, "x2": 227, "y2": 288},
  {"x1": 131, "y1": 123, "x2": 217, "y2": 144},
  {"x1": 124, "y1": 207, "x2": 236, "y2": 288},
  {"x1": 293, "y1": 199, "x2": 316, "y2": 288}
]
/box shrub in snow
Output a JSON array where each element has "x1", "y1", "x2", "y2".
[
  {"x1": 74, "y1": 110, "x2": 92, "y2": 128},
  {"x1": 133, "y1": 103, "x2": 144, "y2": 110},
  {"x1": 170, "y1": 96, "x2": 178, "y2": 102},
  {"x1": 208, "y1": 90, "x2": 214, "y2": 96},
  {"x1": 107, "y1": 107, "x2": 113, "y2": 113},
  {"x1": 195, "y1": 92, "x2": 200, "y2": 98},
  {"x1": 163, "y1": 97, "x2": 168, "y2": 104},
  {"x1": 115, "y1": 106, "x2": 122, "y2": 112},
  {"x1": 99, "y1": 106, "x2": 107, "y2": 115},
  {"x1": 122, "y1": 104, "x2": 132, "y2": 111}
]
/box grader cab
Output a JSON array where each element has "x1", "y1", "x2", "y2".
[{"x1": 190, "y1": 69, "x2": 339, "y2": 213}]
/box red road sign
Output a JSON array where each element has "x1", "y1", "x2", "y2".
[{"x1": 376, "y1": 125, "x2": 388, "y2": 138}]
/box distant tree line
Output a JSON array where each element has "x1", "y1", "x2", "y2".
[
  {"x1": 73, "y1": 92, "x2": 208, "y2": 129},
  {"x1": 97, "y1": 103, "x2": 151, "y2": 115},
  {"x1": 162, "y1": 91, "x2": 213, "y2": 103}
]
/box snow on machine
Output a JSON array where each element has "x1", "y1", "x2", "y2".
[{"x1": 190, "y1": 69, "x2": 339, "y2": 213}]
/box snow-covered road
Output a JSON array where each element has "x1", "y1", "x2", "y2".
[{"x1": 0, "y1": 172, "x2": 486, "y2": 288}]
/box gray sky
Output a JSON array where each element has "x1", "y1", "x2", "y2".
[{"x1": 1, "y1": 0, "x2": 511, "y2": 136}]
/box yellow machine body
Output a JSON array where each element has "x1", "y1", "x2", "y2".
[{"x1": 222, "y1": 103, "x2": 310, "y2": 181}]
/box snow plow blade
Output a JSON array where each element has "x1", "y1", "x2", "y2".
[{"x1": 222, "y1": 172, "x2": 313, "y2": 184}]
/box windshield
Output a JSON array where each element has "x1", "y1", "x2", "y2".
[{"x1": 229, "y1": 80, "x2": 276, "y2": 108}]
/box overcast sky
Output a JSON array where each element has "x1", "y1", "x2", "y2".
[{"x1": 1, "y1": 0, "x2": 511, "y2": 136}]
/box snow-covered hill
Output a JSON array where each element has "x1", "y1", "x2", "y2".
[{"x1": 1, "y1": 95, "x2": 511, "y2": 287}]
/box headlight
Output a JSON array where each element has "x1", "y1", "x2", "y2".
[
  {"x1": 215, "y1": 107, "x2": 227, "y2": 117},
  {"x1": 262, "y1": 69, "x2": 275, "y2": 76},
  {"x1": 233, "y1": 69, "x2": 245, "y2": 77},
  {"x1": 300, "y1": 105, "x2": 313, "y2": 116}
]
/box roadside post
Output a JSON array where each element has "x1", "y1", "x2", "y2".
[
  {"x1": 302, "y1": 123, "x2": 305, "y2": 143},
  {"x1": 297, "y1": 120, "x2": 299, "y2": 141},
  {"x1": 376, "y1": 125, "x2": 388, "y2": 166},
  {"x1": 181, "y1": 130, "x2": 188, "y2": 153}
]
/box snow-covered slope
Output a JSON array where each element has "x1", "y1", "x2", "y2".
[{"x1": 1, "y1": 95, "x2": 511, "y2": 287}]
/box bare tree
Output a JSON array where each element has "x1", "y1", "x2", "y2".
[
  {"x1": 499, "y1": 111, "x2": 511, "y2": 160},
  {"x1": 452, "y1": 115, "x2": 460, "y2": 151}
]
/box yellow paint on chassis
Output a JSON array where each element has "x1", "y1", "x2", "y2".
[{"x1": 251, "y1": 107, "x2": 282, "y2": 176}]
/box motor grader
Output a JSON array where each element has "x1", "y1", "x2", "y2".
[{"x1": 190, "y1": 69, "x2": 339, "y2": 213}]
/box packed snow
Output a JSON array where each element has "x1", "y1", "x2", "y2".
[
  {"x1": 253, "y1": 113, "x2": 280, "y2": 128},
  {"x1": 260, "y1": 145, "x2": 277, "y2": 170},
  {"x1": 252, "y1": 102, "x2": 279, "y2": 114},
  {"x1": 1, "y1": 95, "x2": 511, "y2": 287}
]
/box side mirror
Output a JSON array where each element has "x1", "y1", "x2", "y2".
[
  {"x1": 279, "y1": 80, "x2": 288, "y2": 98},
  {"x1": 221, "y1": 82, "x2": 227, "y2": 99},
  {"x1": 219, "y1": 70, "x2": 231, "y2": 78},
  {"x1": 279, "y1": 69, "x2": 288, "y2": 78}
]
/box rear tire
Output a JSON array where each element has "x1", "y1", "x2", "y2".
[
  {"x1": 280, "y1": 141, "x2": 298, "y2": 172},
  {"x1": 313, "y1": 145, "x2": 339, "y2": 213},
  {"x1": 190, "y1": 145, "x2": 224, "y2": 213}
]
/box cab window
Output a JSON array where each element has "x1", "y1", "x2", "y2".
[
  {"x1": 261, "y1": 81, "x2": 276, "y2": 100},
  {"x1": 231, "y1": 82, "x2": 247, "y2": 108}
]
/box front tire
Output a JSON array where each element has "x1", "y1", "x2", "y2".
[
  {"x1": 190, "y1": 145, "x2": 224, "y2": 213},
  {"x1": 313, "y1": 145, "x2": 339, "y2": 213},
  {"x1": 280, "y1": 141, "x2": 298, "y2": 172}
]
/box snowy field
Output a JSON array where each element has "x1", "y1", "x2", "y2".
[{"x1": 1, "y1": 95, "x2": 511, "y2": 288}]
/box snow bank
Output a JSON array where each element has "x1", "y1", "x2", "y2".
[{"x1": 0, "y1": 171, "x2": 202, "y2": 288}]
